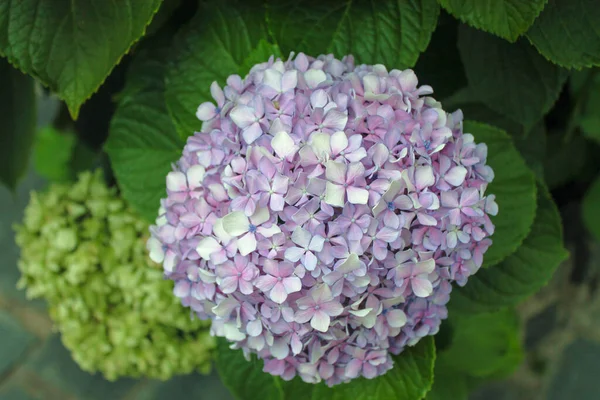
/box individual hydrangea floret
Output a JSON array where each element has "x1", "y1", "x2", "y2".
[
  {"x1": 149, "y1": 53, "x2": 498, "y2": 386},
  {"x1": 16, "y1": 171, "x2": 214, "y2": 380}
]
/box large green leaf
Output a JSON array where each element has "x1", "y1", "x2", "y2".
[
  {"x1": 105, "y1": 33, "x2": 185, "y2": 222},
  {"x1": 165, "y1": 0, "x2": 275, "y2": 138},
  {"x1": 438, "y1": 309, "x2": 522, "y2": 377},
  {"x1": 464, "y1": 121, "x2": 537, "y2": 268},
  {"x1": 0, "y1": 58, "x2": 36, "y2": 190},
  {"x1": 217, "y1": 336, "x2": 435, "y2": 400},
  {"x1": 33, "y1": 126, "x2": 76, "y2": 182},
  {"x1": 458, "y1": 25, "x2": 568, "y2": 130},
  {"x1": 426, "y1": 309, "x2": 522, "y2": 399},
  {"x1": 583, "y1": 175, "x2": 600, "y2": 242},
  {"x1": 267, "y1": 0, "x2": 439, "y2": 70},
  {"x1": 438, "y1": 0, "x2": 547, "y2": 42},
  {"x1": 527, "y1": 0, "x2": 600, "y2": 69},
  {"x1": 413, "y1": 11, "x2": 466, "y2": 100},
  {"x1": 216, "y1": 338, "x2": 284, "y2": 400},
  {"x1": 0, "y1": 0, "x2": 162, "y2": 118},
  {"x1": 310, "y1": 337, "x2": 435, "y2": 400},
  {"x1": 450, "y1": 183, "x2": 569, "y2": 313}
]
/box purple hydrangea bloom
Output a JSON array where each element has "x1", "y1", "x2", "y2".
[{"x1": 148, "y1": 53, "x2": 498, "y2": 386}]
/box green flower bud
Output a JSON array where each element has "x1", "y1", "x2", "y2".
[{"x1": 15, "y1": 170, "x2": 214, "y2": 380}]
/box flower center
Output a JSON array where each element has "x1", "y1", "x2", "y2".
[
  {"x1": 314, "y1": 305, "x2": 320, "y2": 310},
  {"x1": 387, "y1": 201, "x2": 395, "y2": 211},
  {"x1": 248, "y1": 224, "x2": 257, "y2": 233},
  {"x1": 424, "y1": 140, "x2": 431, "y2": 150}
]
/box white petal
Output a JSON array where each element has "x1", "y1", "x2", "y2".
[
  {"x1": 363, "y1": 74, "x2": 379, "y2": 94},
  {"x1": 230, "y1": 105, "x2": 256, "y2": 128},
  {"x1": 305, "y1": 69, "x2": 327, "y2": 88},
  {"x1": 291, "y1": 226, "x2": 312, "y2": 248},
  {"x1": 250, "y1": 207, "x2": 270, "y2": 226},
  {"x1": 311, "y1": 311, "x2": 331, "y2": 332},
  {"x1": 308, "y1": 235, "x2": 325, "y2": 252},
  {"x1": 147, "y1": 237, "x2": 165, "y2": 263},
  {"x1": 325, "y1": 182, "x2": 345, "y2": 208},
  {"x1": 237, "y1": 232, "x2": 258, "y2": 256},
  {"x1": 337, "y1": 253, "x2": 360, "y2": 273},
  {"x1": 271, "y1": 130, "x2": 297, "y2": 159},
  {"x1": 445, "y1": 166, "x2": 468, "y2": 186},
  {"x1": 186, "y1": 165, "x2": 205, "y2": 190},
  {"x1": 263, "y1": 68, "x2": 283, "y2": 91},
  {"x1": 325, "y1": 160, "x2": 346, "y2": 184},
  {"x1": 387, "y1": 309, "x2": 407, "y2": 328},
  {"x1": 247, "y1": 319, "x2": 263, "y2": 337},
  {"x1": 284, "y1": 246, "x2": 306, "y2": 262},
  {"x1": 212, "y1": 218, "x2": 231, "y2": 242},
  {"x1": 310, "y1": 132, "x2": 332, "y2": 158},
  {"x1": 163, "y1": 251, "x2": 178, "y2": 273},
  {"x1": 310, "y1": 89, "x2": 329, "y2": 108},
  {"x1": 224, "y1": 323, "x2": 246, "y2": 341},
  {"x1": 257, "y1": 224, "x2": 281, "y2": 238},
  {"x1": 196, "y1": 102, "x2": 216, "y2": 121},
  {"x1": 346, "y1": 186, "x2": 369, "y2": 205},
  {"x1": 166, "y1": 171, "x2": 187, "y2": 192},
  {"x1": 330, "y1": 131, "x2": 349, "y2": 155},
  {"x1": 196, "y1": 237, "x2": 222, "y2": 260},
  {"x1": 222, "y1": 211, "x2": 250, "y2": 236},
  {"x1": 281, "y1": 70, "x2": 298, "y2": 92},
  {"x1": 415, "y1": 165, "x2": 435, "y2": 191}
]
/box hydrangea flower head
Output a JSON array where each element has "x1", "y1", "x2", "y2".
[
  {"x1": 149, "y1": 53, "x2": 498, "y2": 386},
  {"x1": 16, "y1": 171, "x2": 214, "y2": 380}
]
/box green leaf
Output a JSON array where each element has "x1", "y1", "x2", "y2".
[
  {"x1": 414, "y1": 11, "x2": 467, "y2": 100},
  {"x1": 310, "y1": 336, "x2": 435, "y2": 400},
  {"x1": 426, "y1": 309, "x2": 522, "y2": 399},
  {"x1": 0, "y1": 58, "x2": 36, "y2": 190},
  {"x1": 450, "y1": 182, "x2": 569, "y2": 313},
  {"x1": 464, "y1": 121, "x2": 537, "y2": 268},
  {"x1": 267, "y1": 0, "x2": 439, "y2": 70},
  {"x1": 215, "y1": 338, "x2": 284, "y2": 400},
  {"x1": 583, "y1": 175, "x2": 600, "y2": 242},
  {"x1": 217, "y1": 336, "x2": 435, "y2": 400},
  {"x1": 438, "y1": 0, "x2": 547, "y2": 42},
  {"x1": 424, "y1": 368, "x2": 467, "y2": 400},
  {"x1": 438, "y1": 309, "x2": 523, "y2": 378},
  {"x1": 33, "y1": 126, "x2": 76, "y2": 182},
  {"x1": 458, "y1": 25, "x2": 568, "y2": 130},
  {"x1": 543, "y1": 131, "x2": 588, "y2": 189},
  {"x1": 0, "y1": 0, "x2": 162, "y2": 118},
  {"x1": 527, "y1": 0, "x2": 600, "y2": 69},
  {"x1": 240, "y1": 39, "x2": 283, "y2": 77},
  {"x1": 165, "y1": 0, "x2": 273, "y2": 138},
  {"x1": 105, "y1": 33, "x2": 185, "y2": 222}
]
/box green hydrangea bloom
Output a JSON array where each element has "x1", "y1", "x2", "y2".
[{"x1": 15, "y1": 170, "x2": 214, "y2": 380}]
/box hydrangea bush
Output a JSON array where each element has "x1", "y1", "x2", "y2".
[
  {"x1": 15, "y1": 171, "x2": 214, "y2": 380},
  {"x1": 148, "y1": 53, "x2": 498, "y2": 385}
]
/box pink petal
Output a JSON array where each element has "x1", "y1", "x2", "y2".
[
  {"x1": 242, "y1": 122, "x2": 264, "y2": 144},
  {"x1": 230, "y1": 105, "x2": 256, "y2": 128},
  {"x1": 219, "y1": 276, "x2": 239, "y2": 294},
  {"x1": 460, "y1": 187, "x2": 480, "y2": 207},
  {"x1": 411, "y1": 277, "x2": 433, "y2": 297},
  {"x1": 311, "y1": 310, "x2": 331, "y2": 332},
  {"x1": 445, "y1": 166, "x2": 467, "y2": 186},
  {"x1": 294, "y1": 308, "x2": 315, "y2": 324},
  {"x1": 270, "y1": 282, "x2": 289, "y2": 304},
  {"x1": 196, "y1": 102, "x2": 216, "y2": 121},
  {"x1": 323, "y1": 109, "x2": 348, "y2": 131},
  {"x1": 345, "y1": 359, "x2": 363, "y2": 379},
  {"x1": 255, "y1": 275, "x2": 278, "y2": 292}
]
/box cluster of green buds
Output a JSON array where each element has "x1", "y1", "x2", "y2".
[{"x1": 15, "y1": 170, "x2": 214, "y2": 380}]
